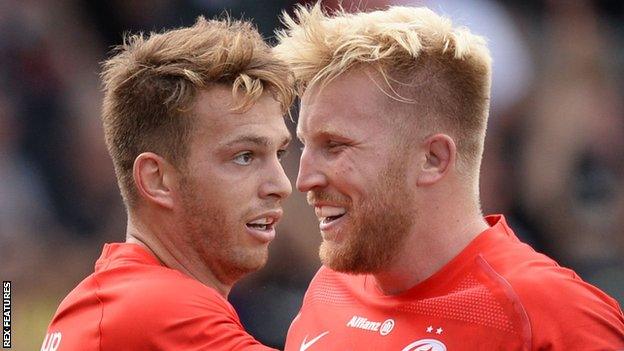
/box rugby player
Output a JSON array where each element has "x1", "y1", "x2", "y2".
[
  {"x1": 275, "y1": 5, "x2": 624, "y2": 350},
  {"x1": 41, "y1": 17, "x2": 293, "y2": 350}
]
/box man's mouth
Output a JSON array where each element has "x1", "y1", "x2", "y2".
[
  {"x1": 315, "y1": 206, "x2": 347, "y2": 225},
  {"x1": 245, "y1": 210, "x2": 282, "y2": 243},
  {"x1": 245, "y1": 217, "x2": 276, "y2": 232}
]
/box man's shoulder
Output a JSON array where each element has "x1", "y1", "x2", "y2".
[
  {"x1": 478, "y1": 243, "x2": 624, "y2": 347},
  {"x1": 92, "y1": 262, "x2": 245, "y2": 347},
  {"x1": 98, "y1": 262, "x2": 231, "y2": 316},
  {"x1": 55, "y1": 259, "x2": 233, "y2": 328},
  {"x1": 44, "y1": 264, "x2": 240, "y2": 350},
  {"x1": 479, "y1": 239, "x2": 618, "y2": 309}
]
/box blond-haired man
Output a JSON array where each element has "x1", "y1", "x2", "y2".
[
  {"x1": 41, "y1": 18, "x2": 293, "y2": 351},
  {"x1": 275, "y1": 5, "x2": 624, "y2": 350}
]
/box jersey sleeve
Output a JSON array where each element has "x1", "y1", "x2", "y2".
[{"x1": 512, "y1": 266, "x2": 624, "y2": 350}]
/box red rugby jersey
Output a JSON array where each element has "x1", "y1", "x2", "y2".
[
  {"x1": 285, "y1": 215, "x2": 624, "y2": 350},
  {"x1": 41, "y1": 243, "x2": 275, "y2": 351}
]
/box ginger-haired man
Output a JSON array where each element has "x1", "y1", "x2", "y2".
[
  {"x1": 275, "y1": 5, "x2": 624, "y2": 350},
  {"x1": 41, "y1": 17, "x2": 294, "y2": 350}
]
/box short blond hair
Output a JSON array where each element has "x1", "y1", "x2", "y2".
[
  {"x1": 102, "y1": 17, "x2": 295, "y2": 206},
  {"x1": 274, "y1": 4, "x2": 492, "y2": 170}
]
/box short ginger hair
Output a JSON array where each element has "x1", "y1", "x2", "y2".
[
  {"x1": 274, "y1": 4, "x2": 492, "y2": 173},
  {"x1": 101, "y1": 17, "x2": 295, "y2": 207}
]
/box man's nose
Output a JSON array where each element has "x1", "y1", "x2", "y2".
[
  {"x1": 296, "y1": 147, "x2": 328, "y2": 192},
  {"x1": 259, "y1": 158, "x2": 293, "y2": 200}
]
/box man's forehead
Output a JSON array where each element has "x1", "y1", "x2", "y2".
[
  {"x1": 297, "y1": 72, "x2": 391, "y2": 136},
  {"x1": 297, "y1": 92, "x2": 350, "y2": 138},
  {"x1": 296, "y1": 97, "x2": 384, "y2": 141},
  {"x1": 192, "y1": 88, "x2": 285, "y2": 129},
  {"x1": 193, "y1": 86, "x2": 234, "y2": 114}
]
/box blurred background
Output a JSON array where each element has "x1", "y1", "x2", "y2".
[{"x1": 0, "y1": 0, "x2": 622, "y2": 349}]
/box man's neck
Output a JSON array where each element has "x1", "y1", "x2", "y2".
[
  {"x1": 372, "y1": 213, "x2": 489, "y2": 296},
  {"x1": 125, "y1": 215, "x2": 233, "y2": 297}
]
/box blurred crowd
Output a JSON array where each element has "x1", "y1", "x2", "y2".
[{"x1": 0, "y1": 0, "x2": 622, "y2": 349}]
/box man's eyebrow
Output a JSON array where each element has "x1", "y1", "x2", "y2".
[
  {"x1": 223, "y1": 134, "x2": 291, "y2": 148},
  {"x1": 298, "y1": 126, "x2": 345, "y2": 142},
  {"x1": 317, "y1": 128, "x2": 344, "y2": 138},
  {"x1": 223, "y1": 135, "x2": 269, "y2": 148}
]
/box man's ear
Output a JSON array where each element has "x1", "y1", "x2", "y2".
[
  {"x1": 133, "y1": 152, "x2": 177, "y2": 209},
  {"x1": 416, "y1": 134, "x2": 456, "y2": 186}
]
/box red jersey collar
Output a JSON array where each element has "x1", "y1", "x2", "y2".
[{"x1": 95, "y1": 242, "x2": 162, "y2": 272}]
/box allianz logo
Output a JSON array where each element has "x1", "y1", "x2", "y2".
[{"x1": 346, "y1": 315, "x2": 395, "y2": 336}]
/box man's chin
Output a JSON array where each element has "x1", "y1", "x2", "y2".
[
  {"x1": 320, "y1": 240, "x2": 363, "y2": 274},
  {"x1": 319, "y1": 238, "x2": 393, "y2": 274},
  {"x1": 248, "y1": 256, "x2": 268, "y2": 272},
  {"x1": 216, "y1": 246, "x2": 269, "y2": 281},
  {"x1": 238, "y1": 248, "x2": 269, "y2": 272}
]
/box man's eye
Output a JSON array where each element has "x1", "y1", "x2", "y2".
[
  {"x1": 277, "y1": 149, "x2": 288, "y2": 161},
  {"x1": 233, "y1": 152, "x2": 253, "y2": 165},
  {"x1": 327, "y1": 141, "x2": 345, "y2": 150}
]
